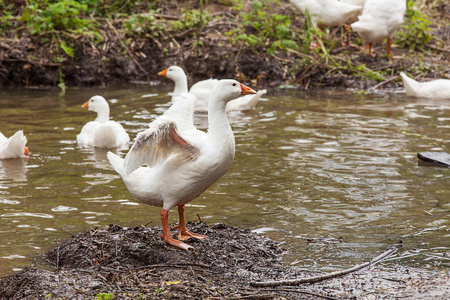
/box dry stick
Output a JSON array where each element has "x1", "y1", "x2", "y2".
[
  {"x1": 286, "y1": 48, "x2": 321, "y2": 65},
  {"x1": 256, "y1": 288, "x2": 338, "y2": 300},
  {"x1": 105, "y1": 19, "x2": 149, "y2": 79},
  {"x1": 368, "y1": 75, "x2": 400, "y2": 91},
  {"x1": 426, "y1": 44, "x2": 450, "y2": 53},
  {"x1": 251, "y1": 241, "x2": 402, "y2": 288}
]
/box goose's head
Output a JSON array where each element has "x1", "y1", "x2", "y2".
[
  {"x1": 212, "y1": 79, "x2": 256, "y2": 104},
  {"x1": 82, "y1": 95, "x2": 109, "y2": 113},
  {"x1": 158, "y1": 66, "x2": 186, "y2": 83}
]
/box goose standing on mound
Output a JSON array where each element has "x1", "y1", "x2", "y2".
[
  {"x1": 400, "y1": 72, "x2": 450, "y2": 99},
  {"x1": 0, "y1": 130, "x2": 29, "y2": 159},
  {"x1": 107, "y1": 80, "x2": 256, "y2": 250},
  {"x1": 77, "y1": 96, "x2": 130, "y2": 149},
  {"x1": 351, "y1": 0, "x2": 406, "y2": 56},
  {"x1": 158, "y1": 66, "x2": 266, "y2": 112}
]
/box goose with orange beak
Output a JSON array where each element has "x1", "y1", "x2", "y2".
[
  {"x1": 159, "y1": 66, "x2": 266, "y2": 112},
  {"x1": 77, "y1": 95, "x2": 130, "y2": 149},
  {"x1": 108, "y1": 80, "x2": 256, "y2": 250}
]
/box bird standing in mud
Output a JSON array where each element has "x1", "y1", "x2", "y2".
[
  {"x1": 351, "y1": 0, "x2": 406, "y2": 56},
  {"x1": 108, "y1": 79, "x2": 256, "y2": 250}
]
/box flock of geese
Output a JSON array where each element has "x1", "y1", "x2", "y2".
[
  {"x1": 1, "y1": 1, "x2": 450, "y2": 249},
  {"x1": 289, "y1": 0, "x2": 406, "y2": 55}
]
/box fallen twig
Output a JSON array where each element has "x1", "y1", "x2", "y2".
[
  {"x1": 426, "y1": 44, "x2": 450, "y2": 53},
  {"x1": 368, "y1": 75, "x2": 400, "y2": 91},
  {"x1": 255, "y1": 288, "x2": 337, "y2": 300},
  {"x1": 250, "y1": 241, "x2": 402, "y2": 287}
]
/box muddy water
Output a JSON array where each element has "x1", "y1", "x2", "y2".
[{"x1": 0, "y1": 85, "x2": 448, "y2": 276}]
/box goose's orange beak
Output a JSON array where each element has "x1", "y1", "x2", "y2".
[
  {"x1": 158, "y1": 69, "x2": 168, "y2": 77},
  {"x1": 82, "y1": 101, "x2": 89, "y2": 109},
  {"x1": 23, "y1": 146, "x2": 29, "y2": 156},
  {"x1": 240, "y1": 84, "x2": 256, "y2": 96}
]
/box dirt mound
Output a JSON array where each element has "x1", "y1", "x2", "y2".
[
  {"x1": 1, "y1": 223, "x2": 448, "y2": 299},
  {"x1": 1, "y1": 223, "x2": 313, "y2": 299}
]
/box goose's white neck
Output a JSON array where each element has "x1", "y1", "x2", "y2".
[
  {"x1": 94, "y1": 106, "x2": 110, "y2": 123},
  {"x1": 172, "y1": 76, "x2": 189, "y2": 99},
  {"x1": 207, "y1": 98, "x2": 234, "y2": 151}
]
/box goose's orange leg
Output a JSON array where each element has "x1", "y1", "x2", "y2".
[
  {"x1": 386, "y1": 38, "x2": 392, "y2": 56},
  {"x1": 367, "y1": 42, "x2": 373, "y2": 56},
  {"x1": 160, "y1": 209, "x2": 193, "y2": 250},
  {"x1": 174, "y1": 205, "x2": 207, "y2": 241}
]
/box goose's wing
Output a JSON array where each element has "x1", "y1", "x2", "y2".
[
  {"x1": 163, "y1": 92, "x2": 197, "y2": 131},
  {"x1": 124, "y1": 118, "x2": 200, "y2": 175}
]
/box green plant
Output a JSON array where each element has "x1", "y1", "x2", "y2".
[
  {"x1": 20, "y1": 0, "x2": 92, "y2": 34},
  {"x1": 122, "y1": 11, "x2": 164, "y2": 37},
  {"x1": 395, "y1": 1, "x2": 432, "y2": 50},
  {"x1": 95, "y1": 293, "x2": 114, "y2": 300},
  {"x1": 0, "y1": 3, "x2": 15, "y2": 35},
  {"x1": 299, "y1": 8, "x2": 327, "y2": 54},
  {"x1": 353, "y1": 63, "x2": 386, "y2": 82},
  {"x1": 226, "y1": 0, "x2": 298, "y2": 54},
  {"x1": 154, "y1": 287, "x2": 167, "y2": 294},
  {"x1": 172, "y1": 7, "x2": 210, "y2": 32}
]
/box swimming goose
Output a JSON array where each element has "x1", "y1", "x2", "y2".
[
  {"x1": 77, "y1": 96, "x2": 130, "y2": 149},
  {"x1": 400, "y1": 72, "x2": 450, "y2": 99},
  {"x1": 158, "y1": 66, "x2": 266, "y2": 112},
  {"x1": 107, "y1": 79, "x2": 256, "y2": 250},
  {"x1": 351, "y1": 0, "x2": 406, "y2": 55},
  {"x1": 0, "y1": 130, "x2": 29, "y2": 159}
]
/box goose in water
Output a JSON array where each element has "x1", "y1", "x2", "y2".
[
  {"x1": 0, "y1": 130, "x2": 29, "y2": 159},
  {"x1": 77, "y1": 96, "x2": 130, "y2": 149},
  {"x1": 400, "y1": 72, "x2": 450, "y2": 99},
  {"x1": 158, "y1": 66, "x2": 266, "y2": 112}
]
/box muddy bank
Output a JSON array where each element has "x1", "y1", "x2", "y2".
[
  {"x1": 0, "y1": 223, "x2": 448, "y2": 299},
  {"x1": 0, "y1": 1, "x2": 448, "y2": 90}
]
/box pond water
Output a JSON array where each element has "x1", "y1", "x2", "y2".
[{"x1": 0, "y1": 84, "x2": 449, "y2": 277}]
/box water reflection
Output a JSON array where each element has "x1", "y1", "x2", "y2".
[
  {"x1": 0, "y1": 158, "x2": 28, "y2": 181},
  {"x1": 79, "y1": 147, "x2": 126, "y2": 170}
]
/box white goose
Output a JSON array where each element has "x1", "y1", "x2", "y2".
[
  {"x1": 0, "y1": 130, "x2": 29, "y2": 159},
  {"x1": 158, "y1": 66, "x2": 266, "y2": 112},
  {"x1": 289, "y1": 0, "x2": 362, "y2": 28},
  {"x1": 351, "y1": 0, "x2": 406, "y2": 56},
  {"x1": 400, "y1": 72, "x2": 450, "y2": 99},
  {"x1": 107, "y1": 79, "x2": 256, "y2": 250},
  {"x1": 77, "y1": 96, "x2": 130, "y2": 149},
  {"x1": 289, "y1": 0, "x2": 363, "y2": 48}
]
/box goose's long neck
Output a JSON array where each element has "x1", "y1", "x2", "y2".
[
  {"x1": 172, "y1": 76, "x2": 189, "y2": 99},
  {"x1": 94, "y1": 106, "x2": 110, "y2": 123},
  {"x1": 207, "y1": 99, "x2": 234, "y2": 147}
]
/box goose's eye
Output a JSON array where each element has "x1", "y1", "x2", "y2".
[{"x1": 232, "y1": 83, "x2": 237, "y2": 86}]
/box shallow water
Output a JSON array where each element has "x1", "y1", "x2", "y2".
[{"x1": 0, "y1": 85, "x2": 449, "y2": 276}]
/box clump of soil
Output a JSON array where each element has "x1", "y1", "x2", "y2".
[{"x1": 1, "y1": 223, "x2": 448, "y2": 299}]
